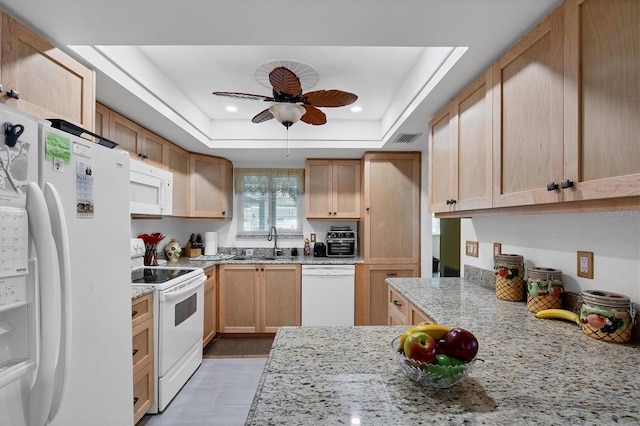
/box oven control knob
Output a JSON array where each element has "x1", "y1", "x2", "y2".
[{"x1": 329, "y1": 232, "x2": 336, "y2": 238}]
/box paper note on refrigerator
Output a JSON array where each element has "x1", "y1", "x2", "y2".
[{"x1": 76, "y1": 161, "x2": 94, "y2": 218}]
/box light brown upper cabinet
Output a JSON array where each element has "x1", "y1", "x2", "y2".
[
  {"x1": 189, "y1": 154, "x2": 233, "y2": 219},
  {"x1": 429, "y1": 69, "x2": 493, "y2": 213},
  {"x1": 95, "y1": 102, "x2": 111, "y2": 139},
  {"x1": 1, "y1": 13, "x2": 95, "y2": 130},
  {"x1": 109, "y1": 110, "x2": 166, "y2": 166},
  {"x1": 562, "y1": 0, "x2": 639, "y2": 201},
  {"x1": 360, "y1": 152, "x2": 420, "y2": 264},
  {"x1": 492, "y1": 6, "x2": 565, "y2": 208},
  {"x1": 163, "y1": 143, "x2": 190, "y2": 217},
  {"x1": 305, "y1": 159, "x2": 361, "y2": 219}
]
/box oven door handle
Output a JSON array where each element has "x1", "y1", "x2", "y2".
[{"x1": 159, "y1": 275, "x2": 206, "y2": 302}]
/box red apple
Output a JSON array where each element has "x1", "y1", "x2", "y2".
[
  {"x1": 403, "y1": 332, "x2": 437, "y2": 363},
  {"x1": 444, "y1": 328, "x2": 479, "y2": 362}
]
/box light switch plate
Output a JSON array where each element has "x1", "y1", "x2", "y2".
[
  {"x1": 465, "y1": 241, "x2": 479, "y2": 257},
  {"x1": 577, "y1": 251, "x2": 594, "y2": 279}
]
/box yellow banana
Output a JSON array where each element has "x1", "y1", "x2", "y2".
[
  {"x1": 535, "y1": 309, "x2": 580, "y2": 325},
  {"x1": 397, "y1": 324, "x2": 451, "y2": 352}
]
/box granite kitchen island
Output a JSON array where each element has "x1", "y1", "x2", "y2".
[{"x1": 245, "y1": 277, "x2": 640, "y2": 425}]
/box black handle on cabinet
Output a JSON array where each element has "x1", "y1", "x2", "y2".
[
  {"x1": 6, "y1": 89, "x2": 19, "y2": 99},
  {"x1": 133, "y1": 397, "x2": 139, "y2": 405},
  {"x1": 132, "y1": 349, "x2": 138, "y2": 357},
  {"x1": 222, "y1": 211, "x2": 225, "y2": 215},
  {"x1": 393, "y1": 300, "x2": 402, "y2": 307},
  {"x1": 560, "y1": 179, "x2": 574, "y2": 189},
  {"x1": 132, "y1": 310, "x2": 138, "y2": 317},
  {"x1": 446, "y1": 199, "x2": 457, "y2": 205},
  {"x1": 137, "y1": 153, "x2": 148, "y2": 159},
  {"x1": 366, "y1": 207, "x2": 370, "y2": 211},
  {"x1": 546, "y1": 182, "x2": 559, "y2": 191},
  {"x1": 387, "y1": 273, "x2": 398, "y2": 277}
]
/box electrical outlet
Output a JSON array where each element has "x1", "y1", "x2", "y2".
[
  {"x1": 577, "y1": 251, "x2": 594, "y2": 279},
  {"x1": 310, "y1": 233, "x2": 316, "y2": 243},
  {"x1": 245, "y1": 249, "x2": 254, "y2": 257},
  {"x1": 493, "y1": 243, "x2": 502, "y2": 257}
]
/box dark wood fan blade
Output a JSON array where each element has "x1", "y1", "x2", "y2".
[
  {"x1": 212, "y1": 92, "x2": 274, "y2": 102},
  {"x1": 252, "y1": 108, "x2": 275, "y2": 123},
  {"x1": 301, "y1": 90, "x2": 358, "y2": 107},
  {"x1": 300, "y1": 105, "x2": 327, "y2": 125},
  {"x1": 269, "y1": 67, "x2": 302, "y2": 97}
]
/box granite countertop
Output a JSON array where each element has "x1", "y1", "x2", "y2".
[
  {"x1": 245, "y1": 277, "x2": 640, "y2": 425},
  {"x1": 131, "y1": 285, "x2": 153, "y2": 300},
  {"x1": 165, "y1": 255, "x2": 364, "y2": 270}
]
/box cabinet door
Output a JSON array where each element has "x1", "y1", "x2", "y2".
[
  {"x1": 362, "y1": 152, "x2": 420, "y2": 264},
  {"x1": 492, "y1": 8, "x2": 564, "y2": 207},
  {"x1": 109, "y1": 111, "x2": 142, "y2": 159},
  {"x1": 332, "y1": 160, "x2": 361, "y2": 219},
  {"x1": 203, "y1": 266, "x2": 217, "y2": 347},
  {"x1": 366, "y1": 265, "x2": 419, "y2": 325},
  {"x1": 305, "y1": 160, "x2": 332, "y2": 218},
  {"x1": 455, "y1": 69, "x2": 493, "y2": 211},
  {"x1": 428, "y1": 103, "x2": 455, "y2": 213},
  {"x1": 409, "y1": 305, "x2": 434, "y2": 325},
  {"x1": 387, "y1": 287, "x2": 408, "y2": 325},
  {"x1": 563, "y1": 0, "x2": 640, "y2": 201},
  {"x1": 218, "y1": 265, "x2": 260, "y2": 333},
  {"x1": 1, "y1": 14, "x2": 95, "y2": 129},
  {"x1": 140, "y1": 129, "x2": 167, "y2": 166},
  {"x1": 190, "y1": 155, "x2": 232, "y2": 218},
  {"x1": 95, "y1": 102, "x2": 111, "y2": 139},
  {"x1": 164, "y1": 144, "x2": 190, "y2": 217},
  {"x1": 261, "y1": 264, "x2": 300, "y2": 333}
]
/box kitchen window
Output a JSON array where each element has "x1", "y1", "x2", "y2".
[{"x1": 235, "y1": 168, "x2": 304, "y2": 237}]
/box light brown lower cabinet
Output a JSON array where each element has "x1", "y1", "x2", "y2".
[
  {"x1": 218, "y1": 264, "x2": 301, "y2": 333},
  {"x1": 355, "y1": 264, "x2": 419, "y2": 325},
  {"x1": 132, "y1": 293, "x2": 154, "y2": 424},
  {"x1": 388, "y1": 286, "x2": 434, "y2": 326},
  {"x1": 203, "y1": 266, "x2": 217, "y2": 347}
]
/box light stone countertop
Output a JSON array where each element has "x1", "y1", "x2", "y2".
[
  {"x1": 164, "y1": 255, "x2": 364, "y2": 270},
  {"x1": 131, "y1": 285, "x2": 153, "y2": 300},
  {"x1": 245, "y1": 277, "x2": 640, "y2": 425}
]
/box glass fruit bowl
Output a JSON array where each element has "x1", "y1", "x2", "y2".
[{"x1": 390, "y1": 336, "x2": 478, "y2": 389}]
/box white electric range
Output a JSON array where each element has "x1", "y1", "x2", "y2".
[{"x1": 130, "y1": 238, "x2": 206, "y2": 413}]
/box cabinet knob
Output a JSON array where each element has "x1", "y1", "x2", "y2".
[
  {"x1": 6, "y1": 89, "x2": 19, "y2": 100},
  {"x1": 546, "y1": 182, "x2": 559, "y2": 191},
  {"x1": 366, "y1": 207, "x2": 370, "y2": 211},
  {"x1": 131, "y1": 310, "x2": 138, "y2": 317},
  {"x1": 133, "y1": 397, "x2": 139, "y2": 405},
  {"x1": 132, "y1": 348, "x2": 138, "y2": 357},
  {"x1": 222, "y1": 211, "x2": 225, "y2": 215},
  {"x1": 560, "y1": 179, "x2": 574, "y2": 189}
]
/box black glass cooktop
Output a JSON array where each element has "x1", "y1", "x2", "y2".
[{"x1": 131, "y1": 268, "x2": 193, "y2": 284}]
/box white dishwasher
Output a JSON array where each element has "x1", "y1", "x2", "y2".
[{"x1": 301, "y1": 264, "x2": 355, "y2": 326}]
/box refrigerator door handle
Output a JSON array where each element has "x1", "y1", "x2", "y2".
[
  {"x1": 43, "y1": 182, "x2": 71, "y2": 423},
  {"x1": 25, "y1": 182, "x2": 62, "y2": 426}
]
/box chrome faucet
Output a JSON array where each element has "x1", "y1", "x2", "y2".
[{"x1": 267, "y1": 226, "x2": 280, "y2": 257}]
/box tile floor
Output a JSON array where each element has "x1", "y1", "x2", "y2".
[{"x1": 139, "y1": 357, "x2": 267, "y2": 426}]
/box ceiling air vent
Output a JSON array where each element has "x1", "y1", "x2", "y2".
[{"x1": 392, "y1": 133, "x2": 421, "y2": 144}]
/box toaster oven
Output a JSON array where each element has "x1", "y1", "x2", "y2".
[{"x1": 326, "y1": 227, "x2": 356, "y2": 257}]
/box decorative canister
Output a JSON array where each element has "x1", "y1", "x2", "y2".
[
  {"x1": 494, "y1": 254, "x2": 525, "y2": 301},
  {"x1": 527, "y1": 267, "x2": 563, "y2": 313},
  {"x1": 164, "y1": 239, "x2": 182, "y2": 263},
  {"x1": 580, "y1": 290, "x2": 635, "y2": 344}
]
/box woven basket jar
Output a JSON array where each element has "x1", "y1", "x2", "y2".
[
  {"x1": 527, "y1": 267, "x2": 563, "y2": 313},
  {"x1": 494, "y1": 254, "x2": 525, "y2": 301},
  {"x1": 580, "y1": 290, "x2": 634, "y2": 344}
]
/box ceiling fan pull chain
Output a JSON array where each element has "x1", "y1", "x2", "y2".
[{"x1": 286, "y1": 127, "x2": 290, "y2": 157}]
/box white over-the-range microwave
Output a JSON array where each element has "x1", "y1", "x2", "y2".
[{"x1": 130, "y1": 159, "x2": 173, "y2": 215}]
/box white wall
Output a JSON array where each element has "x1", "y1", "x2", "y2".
[{"x1": 459, "y1": 211, "x2": 640, "y2": 304}]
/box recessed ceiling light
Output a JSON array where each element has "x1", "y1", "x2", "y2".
[
  {"x1": 225, "y1": 106, "x2": 237, "y2": 112},
  {"x1": 351, "y1": 106, "x2": 362, "y2": 113}
]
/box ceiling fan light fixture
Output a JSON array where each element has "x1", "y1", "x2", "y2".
[{"x1": 269, "y1": 103, "x2": 305, "y2": 128}]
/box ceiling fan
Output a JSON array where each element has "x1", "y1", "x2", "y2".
[{"x1": 212, "y1": 66, "x2": 358, "y2": 128}]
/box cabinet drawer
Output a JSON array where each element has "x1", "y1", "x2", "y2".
[
  {"x1": 132, "y1": 317, "x2": 153, "y2": 374},
  {"x1": 409, "y1": 305, "x2": 434, "y2": 325},
  {"x1": 133, "y1": 362, "x2": 154, "y2": 424},
  {"x1": 132, "y1": 293, "x2": 153, "y2": 328},
  {"x1": 388, "y1": 288, "x2": 408, "y2": 324}
]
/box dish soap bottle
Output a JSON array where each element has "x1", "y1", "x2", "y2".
[{"x1": 303, "y1": 238, "x2": 311, "y2": 256}]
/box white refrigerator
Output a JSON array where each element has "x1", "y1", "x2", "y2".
[{"x1": 0, "y1": 104, "x2": 134, "y2": 425}]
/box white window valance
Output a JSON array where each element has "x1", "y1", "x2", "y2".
[{"x1": 234, "y1": 168, "x2": 304, "y2": 200}]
